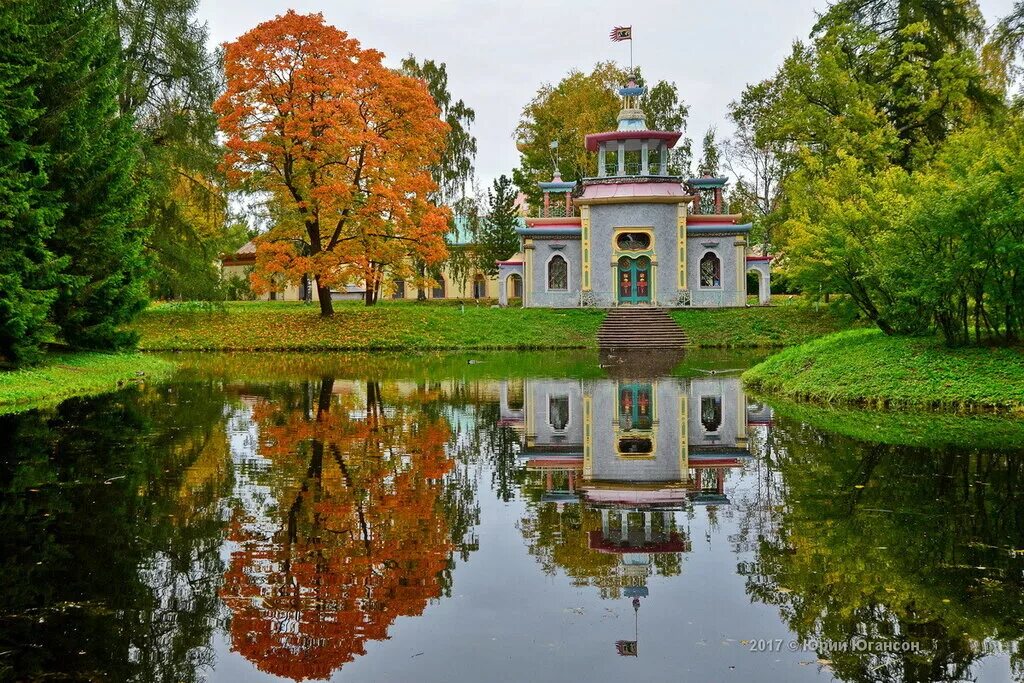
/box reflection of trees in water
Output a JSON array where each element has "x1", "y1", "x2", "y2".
[
  {"x1": 0, "y1": 381, "x2": 231, "y2": 683},
  {"x1": 220, "y1": 378, "x2": 475, "y2": 681},
  {"x1": 739, "y1": 417, "x2": 1024, "y2": 682}
]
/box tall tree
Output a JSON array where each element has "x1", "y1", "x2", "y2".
[
  {"x1": 724, "y1": 81, "x2": 793, "y2": 254},
  {"x1": 640, "y1": 79, "x2": 692, "y2": 175},
  {"x1": 399, "y1": 56, "x2": 477, "y2": 299},
  {"x1": 696, "y1": 127, "x2": 721, "y2": 177},
  {"x1": 514, "y1": 62, "x2": 691, "y2": 207},
  {"x1": 0, "y1": 0, "x2": 61, "y2": 365},
  {"x1": 399, "y1": 56, "x2": 477, "y2": 204},
  {"x1": 476, "y1": 175, "x2": 521, "y2": 276},
  {"x1": 114, "y1": 0, "x2": 233, "y2": 300},
  {"x1": 216, "y1": 11, "x2": 450, "y2": 314},
  {"x1": 39, "y1": 0, "x2": 149, "y2": 349}
]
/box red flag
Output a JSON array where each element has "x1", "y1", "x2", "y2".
[{"x1": 610, "y1": 26, "x2": 632, "y2": 42}]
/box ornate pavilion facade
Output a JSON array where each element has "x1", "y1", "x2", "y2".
[{"x1": 498, "y1": 82, "x2": 771, "y2": 308}]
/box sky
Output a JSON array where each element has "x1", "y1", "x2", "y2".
[{"x1": 198, "y1": 0, "x2": 1018, "y2": 189}]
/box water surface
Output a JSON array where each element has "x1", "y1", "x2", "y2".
[{"x1": 2, "y1": 350, "x2": 1023, "y2": 682}]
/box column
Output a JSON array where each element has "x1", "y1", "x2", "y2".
[
  {"x1": 660, "y1": 144, "x2": 669, "y2": 176},
  {"x1": 644, "y1": 512, "x2": 653, "y2": 542},
  {"x1": 543, "y1": 191, "x2": 550, "y2": 217},
  {"x1": 620, "y1": 510, "x2": 629, "y2": 542},
  {"x1": 564, "y1": 192, "x2": 571, "y2": 216},
  {"x1": 761, "y1": 271, "x2": 771, "y2": 305},
  {"x1": 617, "y1": 140, "x2": 625, "y2": 176},
  {"x1": 498, "y1": 274, "x2": 507, "y2": 306},
  {"x1": 602, "y1": 509, "x2": 610, "y2": 537},
  {"x1": 641, "y1": 139, "x2": 649, "y2": 175},
  {"x1": 599, "y1": 142, "x2": 607, "y2": 177}
]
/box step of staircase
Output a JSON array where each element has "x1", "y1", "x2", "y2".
[{"x1": 597, "y1": 308, "x2": 690, "y2": 349}]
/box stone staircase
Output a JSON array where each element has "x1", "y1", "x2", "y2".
[{"x1": 597, "y1": 308, "x2": 691, "y2": 349}]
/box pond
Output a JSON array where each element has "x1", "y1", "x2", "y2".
[{"x1": 2, "y1": 350, "x2": 1024, "y2": 682}]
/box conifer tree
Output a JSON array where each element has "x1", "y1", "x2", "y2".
[
  {"x1": 0, "y1": 1, "x2": 61, "y2": 365},
  {"x1": 38, "y1": 1, "x2": 149, "y2": 349},
  {"x1": 477, "y1": 175, "x2": 522, "y2": 276}
]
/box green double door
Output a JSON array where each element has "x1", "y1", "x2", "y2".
[{"x1": 617, "y1": 256, "x2": 652, "y2": 304}]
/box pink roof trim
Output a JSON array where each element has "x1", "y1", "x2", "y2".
[
  {"x1": 497, "y1": 260, "x2": 523, "y2": 266},
  {"x1": 746, "y1": 255, "x2": 773, "y2": 262},
  {"x1": 584, "y1": 130, "x2": 682, "y2": 152},
  {"x1": 579, "y1": 182, "x2": 688, "y2": 201}
]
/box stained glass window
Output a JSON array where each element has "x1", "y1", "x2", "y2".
[
  {"x1": 701, "y1": 396, "x2": 722, "y2": 432},
  {"x1": 700, "y1": 252, "x2": 721, "y2": 288},
  {"x1": 549, "y1": 395, "x2": 569, "y2": 430},
  {"x1": 548, "y1": 255, "x2": 568, "y2": 290}
]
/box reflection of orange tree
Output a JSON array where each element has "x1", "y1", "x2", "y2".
[{"x1": 221, "y1": 379, "x2": 454, "y2": 681}]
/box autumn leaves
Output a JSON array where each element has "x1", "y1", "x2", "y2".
[{"x1": 216, "y1": 12, "x2": 450, "y2": 315}]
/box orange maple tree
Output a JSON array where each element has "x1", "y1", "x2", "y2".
[
  {"x1": 220, "y1": 380, "x2": 455, "y2": 680},
  {"x1": 215, "y1": 11, "x2": 450, "y2": 313}
]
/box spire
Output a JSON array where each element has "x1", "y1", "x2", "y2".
[{"x1": 617, "y1": 80, "x2": 647, "y2": 131}]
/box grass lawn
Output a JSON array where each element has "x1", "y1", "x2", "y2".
[
  {"x1": 671, "y1": 297, "x2": 854, "y2": 347},
  {"x1": 743, "y1": 328, "x2": 1024, "y2": 413},
  {"x1": 133, "y1": 298, "x2": 850, "y2": 351},
  {"x1": 133, "y1": 300, "x2": 606, "y2": 351},
  {"x1": 0, "y1": 352, "x2": 175, "y2": 414}
]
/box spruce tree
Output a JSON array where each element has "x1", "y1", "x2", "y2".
[
  {"x1": 0, "y1": 1, "x2": 62, "y2": 365},
  {"x1": 37, "y1": 1, "x2": 149, "y2": 349},
  {"x1": 477, "y1": 175, "x2": 522, "y2": 276}
]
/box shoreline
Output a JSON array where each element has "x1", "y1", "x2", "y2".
[
  {"x1": 743, "y1": 329, "x2": 1024, "y2": 414},
  {"x1": 0, "y1": 352, "x2": 176, "y2": 415}
]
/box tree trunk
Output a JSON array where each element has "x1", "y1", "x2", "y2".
[{"x1": 315, "y1": 276, "x2": 334, "y2": 316}]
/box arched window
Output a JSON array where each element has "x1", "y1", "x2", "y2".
[
  {"x1": 547, "y1": 255, "x2": 568, "y2": 291},
  {"x1": 432, "y1": 276, "x2": 446, "y2": 299},
  {"x1": 700, "y1": 252, "x2": 721, "y2": 288},
  {"x1": 472, "y1": 274, "x2": 486, "y2": 299}
]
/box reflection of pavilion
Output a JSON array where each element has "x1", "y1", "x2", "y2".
[
  {"x1": 504, "y1": 376, "x2": 770, "y2": 598},
  {"x1": 501, "y1": 376, "x2": 764, "y2": 503}
]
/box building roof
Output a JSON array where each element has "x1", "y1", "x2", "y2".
[
  {"x1": 687, "y1": 176, "x2": 729, "y2": 188},
  {"x1": 584, "y1": 130, "x2": 682, "y2": 152},
  {"x1": 221, "y1": 239, "x2": 257, "y2": 264},
  {"x1": 448, "y1": 214, "x2": 528, "y2": 246},
  {"x1": 576, "y1": 181, "x2": 692, "y2": 205}
]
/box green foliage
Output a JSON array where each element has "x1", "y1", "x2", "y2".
[
  {"x1": 476, "y1": 174, "x2": 521, "y2": 276},
  {"x1": 116, "y1": 0, "x2": 230, "y2": 302},
  {"x1": 0, "y1": 2, "x2": 61, "y2": 365},
  {"x1": 696, "y1": 127, "x2": 721, "y2": 177},
  {"x1": 743, "y1": 6, "x2": 1014, "y2": 343},
  {"x1": 749, "y1": 417, "x2": 1024, "y2": 680},
  {"x1": 640, "y1": 80, "x2": 692, "y2": 175},
  {"x1": 38, "y1": 1, "x2": 150, "y2": 350},
  {"x1": 744, "y1": 328, "x2": 1024, "y2": 411},
  {"x1": 400, "y1": 56, "x2": 477, "y2": 204},
  {"x1": 514, "y1": 63, "x2": 691, "y2": 205}
]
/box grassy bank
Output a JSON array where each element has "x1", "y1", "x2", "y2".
[
  {"x1": 671, "y1": 298, "x2": 853, "y2": 347},
  {"x1": 134, "y1": 301, "x2": 606, "y2": 351},
  {"x1": 133, "y1": 299, "x2": 848, "y2": 351},
  {"x1": 0, "y1": 352, "x2": 175, "y2": 414},
  {"x1": 744, "y1": 328, "x2": 1024, "y2": 413}
]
